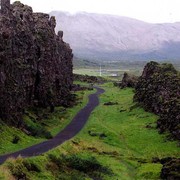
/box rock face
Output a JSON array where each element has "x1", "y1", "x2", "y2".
[
  {"x1": 160, "y1": 158, "x2": 180, "y2": 180},
  {"x1": 0, "y1": 1, "x2": 73, "y2": 126},
  {"x1": 0, "y1": 0, "x2": 10, "y2": 14},
  {"x1": 134, "y1": 61, "x2": 180, "y2": 140},
  {"x1": 121, "y1": 72, "x2": 138, "y2": 88}
]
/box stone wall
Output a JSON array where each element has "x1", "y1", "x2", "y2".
[{"x1": 0, "y1": 1, "x2": 73, "y2": 126}]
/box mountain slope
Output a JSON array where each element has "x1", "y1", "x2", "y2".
[{"x1": 50, "y1": 11, "x2": 180, "y2": 60}]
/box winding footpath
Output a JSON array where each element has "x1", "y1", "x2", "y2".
[{"x1": 0, "y1": 87, "x2": 105, "y2": 165}]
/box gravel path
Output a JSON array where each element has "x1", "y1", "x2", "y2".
[{"x1": 0, "y1": 87, "x2": 104, "y2": 164}]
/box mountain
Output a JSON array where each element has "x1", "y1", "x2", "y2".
[{"x1": 50, "y1": 11, "x2": 180, "y2": 61}]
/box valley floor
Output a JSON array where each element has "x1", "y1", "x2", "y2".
[{"x1": 0, "y1": 82, "x2": 179, "y2": 179}]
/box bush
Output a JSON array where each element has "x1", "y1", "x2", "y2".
[{"x1": 12, "y1": 135, "x2": 20, "y2": 144}]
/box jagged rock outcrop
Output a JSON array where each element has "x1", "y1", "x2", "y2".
[
  {"x1": 0, "y1": 1, "x2": 73, "y2": 126},
  {"x1": 121, "y1": 72, "x2": 138, "y2": 88},
  {"x1": 134, "y1": 61, "x2": 180, "y2": 140}
]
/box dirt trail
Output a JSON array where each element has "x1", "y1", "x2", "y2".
[{"x1": 0, "y1": 87, "x2": 105, "y2": 164}]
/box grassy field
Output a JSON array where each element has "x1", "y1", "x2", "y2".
[
  {"x1": 74, "y1": 68, "x2": 101, "y2": 76},
  {"x1": 0, "y1": 82, "x2": 179, "y2": 179},
  {"x1": 73, "y1": 68, "x2": 142, "y2": 78},
  {"x1": 73, "y1": 59, "x2": 147, "y2": 78},
  {"x1": 73, "y1": 59, "x2": 180, "y2": 79},
  {"x1": 0, "y1": 88, "x2": 94, "y2": 155}
]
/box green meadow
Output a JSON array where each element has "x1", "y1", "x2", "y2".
[
  {"x1": 0, "y1": 88, "x2": 94, "y2": 155},
  {"x1": 0, "y1": 82, "x2": 179, "y2": 179}
]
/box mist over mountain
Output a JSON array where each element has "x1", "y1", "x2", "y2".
[{"x1": 50, "y1": 11, "x2": 180, "y2": 61}]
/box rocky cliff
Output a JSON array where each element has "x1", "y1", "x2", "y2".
[
  {"x1": 0, "y1": 1, "x2": 73, "y2": 126},
  {"x1": 134, "y1": 61, "x2": 180, "y2": 140}
]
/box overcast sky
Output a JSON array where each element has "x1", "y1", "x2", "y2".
[{"x1": 11, "y1": 0, "x2": 180, "y2": 23}]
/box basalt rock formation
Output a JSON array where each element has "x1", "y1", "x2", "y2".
[
  {"x1": 0, "y1": 1, "x2": 73, "y2": 126},
  {"x1": 134, "y1": 61, "x2": 180, "y2": 141},
  {"x1": 121, "y1": 72, "x2": 138, "y2": 88}
]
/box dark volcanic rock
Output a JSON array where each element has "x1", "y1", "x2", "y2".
[
  {"x1": 104, "y1": 102, "x2": 118, "y2": 106},
  {"x1": 73, "y1": 74, "x2": 105, "y2": 84},
  {"x1": 0, "y1": 1, "x2": 73, "y2": 126},
  {"x1": 0, "y1": 0, "x2": 10, "y2": 14},
  {"x1": 121, "y1": 72, "x2": 138, "y2": 88},
  {"x1": 160, "y1": 158, "x2": 180, "y2": 180},
  {"x1": 134, "y1": 61, "x2": 180, "y2": 141}
]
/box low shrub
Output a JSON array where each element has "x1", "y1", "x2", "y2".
[{"x1": 7, "y1": 157, "x2": 42, "y2": 179}]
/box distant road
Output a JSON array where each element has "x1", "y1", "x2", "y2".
[{"x1": 0, "y1": 87, "x2": 105, "y2": 164}]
